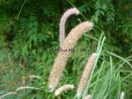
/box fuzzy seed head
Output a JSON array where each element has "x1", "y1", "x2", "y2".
[
  {"x1": 84, "y1": 95, "x2": 91, "y2": 99},
  {"x1": 48, "y1": 21, "x2": 93, "y2": 92},
  {"x1": 120, "y1": 92, "x2": 125, "y2": 99},
  {"x1": 55, "y1": 84, "x2": 74, "y2": 96},
  {"x1": 59, "y1": 8, "x2": 80, "y2": 47},
  {"x1": 77, "y1": 53, "x2": 97, "y2": 97}
]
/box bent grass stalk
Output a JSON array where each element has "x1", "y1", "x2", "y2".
[
  {"x1": 16, "y1": 86, "x2": 40, "y2": 91},
  {"x1": 107, "y1": 51, "x2": 132, "y2": 68},
  {"x1": 17, "y1": 0, "x2": 27, "y2": 20},
  {"x1": 28, "y1": 75, "x2": 43, "y2": 80},
  {"x1": 0, "y1": 92, "x2": 16, "y2": 99},
  {"x1": 0, "y1": 86, "x2": 41, "y2": 99},
  {"x1": 48, "y1": 21, "x2": 93, "y2": 92},
  {"x1": 59, "y1": 8, "x2": 80, "y2": 47}
]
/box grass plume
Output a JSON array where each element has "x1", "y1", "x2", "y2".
[
  {"x1": 77, "y1": 53, "x2": 97, "y2": 97},
  {"x1": 48, "y1": 21, "x2": 93, "y2": 92},
  {"x1": 55, "y1": 84, "x2": 74, "y2": 96},
  {"x1": 59, "y1": 8, "x2": 80, "y2": 47}
]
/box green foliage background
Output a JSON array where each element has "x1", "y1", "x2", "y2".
[{"x1": 0, "y1": 0, "x2": 132, "y2": 99}]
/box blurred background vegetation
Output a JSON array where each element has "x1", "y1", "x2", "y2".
[{"x1": 0, "y1": 0, "x2": 132, "y2": 99}]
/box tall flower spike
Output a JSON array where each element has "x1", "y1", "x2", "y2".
[
  {"x1": 77, "y1": 53, "x2": 97, "y2": 97},
  {"x1": 59, "y1": 8, "x2": 80, "y2": 47},
  {"x1": 48, "y1": 21, "x2": 93, "y2": 92},
  {"x1": 55, "y1": 84, "x2": 74, "y2": 96}
]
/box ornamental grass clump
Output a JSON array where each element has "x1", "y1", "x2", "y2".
[
  {"x1": 48, "y1": 21, "x2": 93, "y2": 92},
  {"x1": 59, "y1": 8, "x2": 80, "y2": 47},
  {"x1": 77, "y1": 53, "x2": 97, "y2": 97}
]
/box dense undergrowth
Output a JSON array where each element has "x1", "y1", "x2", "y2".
[{"x1": 0, "y1": 0, "x2": 132, "y2": 99}]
